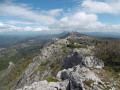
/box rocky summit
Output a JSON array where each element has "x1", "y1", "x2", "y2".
[{"x1": 11, "y1": 32, "x2": 119, "y2": 90}]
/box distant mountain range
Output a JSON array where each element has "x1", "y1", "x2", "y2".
[
  {"x1": 0, "y1": 31, "x2": 120, "y2": 38},
  {"x1": 82, "y1": 32, "x2": 120, "y2": 38}
]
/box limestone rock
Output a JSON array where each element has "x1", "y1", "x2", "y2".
[
  {"x1": 17, "y1": 80, "x2": 68, "y2": 90},
  {"x1": 82, "y1": 56, "x2": 104, "y2": 69},
  {"x1": 57, "y1": 65, "x2": 103, "y2": 90},
  {"x1": 14, "y1": 32, "x2": 106, "y2": 90}
]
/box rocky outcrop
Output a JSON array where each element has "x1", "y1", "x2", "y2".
[
  {"x1": 12, "y1": 37, "x2": 71, "y2": 89},
  {"x1": 57, "y1": 65, "x2": 103, "y2": 90},
  {"x1": 17, "y1": 64, "x2": 104, "y2": 90},
  {"x1": 11, "y1": 56, "x2": 41, "y2": 89},
  {"x1": 17, "y1": 80, "x2": 68, "y2": 90},
  {"x1": 63, "y1": 48, "x2": 104, "y2": 69},
  {"x1": 82, "y1": 56, "x2": 104, "y2": 69},
  {"x1": 15, "y1": 32, "x2": 107, "y2": 90},
  {"x1": 0, "y1": 62, "x2": 14, "y2": 81}
]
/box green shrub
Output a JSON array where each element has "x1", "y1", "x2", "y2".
[
  {"x1": 95, "y1": 40, "x2": 120, "y2": 73},
  {"x1": 44, "y1": 76, "x2": 58, "y2": 82},
  {"x1": 104, "y1": 87, "x2": 111, "y2": 90}
]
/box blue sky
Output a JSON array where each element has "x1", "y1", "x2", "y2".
[
  {"x1": 98, "y1": 14, "x2": 120, "y2": 24},
  {"x1": 0, "y1": 0, "x2": 120, "y2": 33},
  {"x1": 17, "y1": 0, "x2": 76, "y2": 10}
]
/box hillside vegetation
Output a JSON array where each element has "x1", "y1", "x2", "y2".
[
  {"x1": 94, "y1": 39, "x2": 120, "y2": 73},
  {"x1": 0, "y1": 35, "x2": 55, "y2": 89}
]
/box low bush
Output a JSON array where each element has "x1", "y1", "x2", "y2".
[{"x1": 44, "y1": 76, "x2": 58, "y2": 82}]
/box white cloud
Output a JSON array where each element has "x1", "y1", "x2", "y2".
[
  {"x1": 109, "y1": 25, "x2": 120, "y2": 32},
  {"x1": 81, "y1": 0, "x2": 120, "y2": 14},
  {"x1": 50, "y1": 12, "x2": 106, "y2": 32},
  {"x1": 0, "y1": 0, "x2": 120, "y2": 33},
  {"x1": 0, "y1": 22, "x2": 23, "y2": 32},
  {"x1": 33, "y1": 27, "x2": 50, "y2": 31},
  {"x1": 50, "y1": 11, "x2": 120, "y2": 32},
  {"x1": 24, "y1": 26, "x2": 32, "y2": 31},
  {"x1": 0, "y1": 1, "x2": 63, "y2": 25},
  {"x1": 82, "y1": 0, "x2": 113, "y2": 14},
  {"x1": 0, "y1": 22, "x2": 4, "y2": 26},
  {"x1": 41, "y1": 9, "x2": 63, "y2": 17},
  {"x1": 0, "y1": 22, "x2": 49, "y2": 32},
  {"x1": 7, "y1": 20, "x2": 38, "y2": 25}
]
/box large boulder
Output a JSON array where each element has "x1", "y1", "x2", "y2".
[
  {"x1": 17, "y1": 80, "x2": 68, "y2": 90},
  {"x1": 63, "y1": 49, "x2": 104, "y2": 69},
  {"x1": 82, "y1": 56, "x2": 104, "y2": 69},
  {"x1": 57, "y1": 65, "x2": 103, "y2": 90},
  {"x1": 62, "y1": 51, "x2": 83, "y2": 69}
]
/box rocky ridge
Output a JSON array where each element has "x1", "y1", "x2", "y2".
[{"x1": 14, "y1": 32, "x2": 119, "y2": 90}]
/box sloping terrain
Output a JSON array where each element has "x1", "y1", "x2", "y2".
[
  {"x1": 10, "y1": 32, "x2": 120, "y2": 90},
  {"x1": 0, "y1": 32, "x2": 119, "y2": 90},
  {"x1": 0, "y1": 35, "x2": 56, "y2": 90}
]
